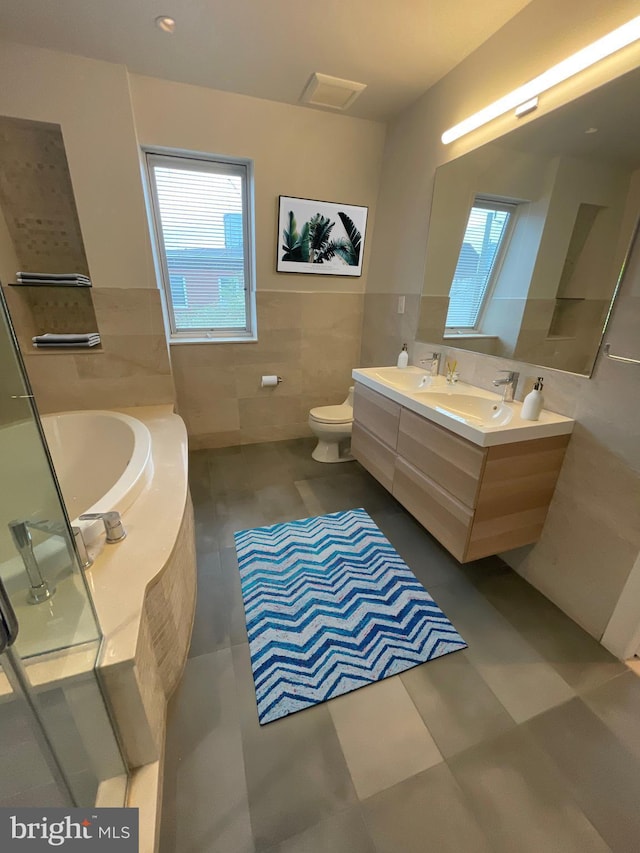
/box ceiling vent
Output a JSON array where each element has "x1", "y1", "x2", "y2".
[{"x1": 300, "y1": 73, "x2": 367, "y2": 111}]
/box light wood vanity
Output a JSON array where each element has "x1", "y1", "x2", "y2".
[{"x1": 351, "y1": 381, "x2": 571, "y2": 562}]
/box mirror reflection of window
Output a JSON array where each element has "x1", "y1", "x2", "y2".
[{"x1": 445, "y1": 198, "x2": 516, "y2": 331}]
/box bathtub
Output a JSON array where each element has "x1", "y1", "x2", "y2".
[
  {"x1": 42, "y1": 410, "x2": 154, "y2": 547},
  {"x1": 1, "y1": 404, "x2": 195, "y2": 842}
]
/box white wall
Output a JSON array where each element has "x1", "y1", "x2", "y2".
[
  {"x1": 130, "y1": 75, "x2": 386, "y2": 295},
  {"x1": 0, "y1": 41, "x2": 157, "y2": 291}
]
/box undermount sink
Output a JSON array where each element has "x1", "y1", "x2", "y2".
[{"x1": 413, "y1": 391, "x2": 514, "y2": 426}]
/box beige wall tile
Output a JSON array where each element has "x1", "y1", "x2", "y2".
[
  {"x1": 228, "y1": 329, "x2": 301, "y2": 366},
  {"x1": 180, "y1": 398, "x2": 240, "y2": 436},
  {"x1": 514, "y1": 488, "x2": 639, "y2": 638},
  {"x1": 300, "y1": 292, "x2": 363, "y2": 331},
  {"x1": 75, "y1": 335, "x2": 171, "y2": 379},
  {"x1": 238, "y1": 395, "x2": 303, "y2": 430},
  {"x1": 92, "y1": 287, "x2": 166, "y2": 337},
  {"x1": 239, "y1": 423, "x2": 311, "y2": 445},
  {"x1": 234, "y1": 362, "x2": 302, "y2": 398},
  {"x1": 189, "y1": 430, "x2": 241, "y2": 450},
  {"x1": 256, "y1": 291, "x2": 302, "y2": 331}
]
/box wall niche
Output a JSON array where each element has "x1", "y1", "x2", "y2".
[{"x1": 0, "y1": 115, "x2": 101, "y2": 354}]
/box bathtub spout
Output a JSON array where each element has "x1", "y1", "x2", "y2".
[
  {"x1": 8, "y1": 521, "x2": 56, "y2": 605},
  {"x1": 79, "y1": 511, "x2": 126, "y2": 543}
]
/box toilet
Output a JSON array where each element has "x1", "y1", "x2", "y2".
[{"x1": 308, "y1": 387, "x2": 354, "y2": 463}]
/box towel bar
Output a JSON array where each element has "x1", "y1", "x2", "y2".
[{"x1": 603, "y1": 343, "x2": 640, "y2": 365}]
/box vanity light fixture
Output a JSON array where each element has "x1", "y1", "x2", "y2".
[
  {"x1": 441, "y1": 14, "x2": 640, "y2": 144},
  {"x1": 155, "y1": 15, "x2": 176, "y2": 34},
  {"x1": 514, "y1": 97, "x2": 538, "y2": 118}
]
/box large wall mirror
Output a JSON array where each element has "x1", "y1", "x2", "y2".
[{"x1": 418, "y1": 65, "x2": 640, "y2": 376}]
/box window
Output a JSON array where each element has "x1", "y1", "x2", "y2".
[
  {"x1": 445, "y1": 198, "x2": 516, "y2": 330},
  {"x1": 146, "y1": 151, "x2": 255, "y2": 341}
]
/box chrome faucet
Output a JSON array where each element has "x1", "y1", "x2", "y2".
[
  {"x1": 79, "y1": 511, "x2": 126, "y2": 543},
  {"x1": 492, "y1": 370, "x2": 520, "y2": 402},
  {"x1": 420, "y1": 352, "x2": 441, "y2": 377},
  {"x1": 8, "y1": 520, "x2": 56, "y2": 604}
]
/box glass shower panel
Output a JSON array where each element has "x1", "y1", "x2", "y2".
[
  {"x1": 0, "y1": 317, "x2": 100, "y2": 660},
  {"x1": 0, "y1": 288, "x2": 127, "y2": 806}
]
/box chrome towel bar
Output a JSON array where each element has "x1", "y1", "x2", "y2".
[{"x1": 603, "y1": 343, "x2": 640, "y2": 365}]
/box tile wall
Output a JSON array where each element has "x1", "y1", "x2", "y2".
[
  {"x1": 4, "y1": 285, "x2": 175, "y2": 412},
  {"x1": 171, "y1": 291, "x2": 363, "y2": 448},
  {"x1": 360, "y1": 243, "x2": 640, "y2": 640}
]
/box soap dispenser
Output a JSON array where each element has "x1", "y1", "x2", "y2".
[
  {"x1": 397, "y1": 343, "x2": 409, "y2": 369},
  {"x1": 521, "y1": 377, "x2": 544, "y2": 421}
]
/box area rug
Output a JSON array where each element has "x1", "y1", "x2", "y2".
[{"x1": 234, "y1": 507, "x2": 466, "y2": 724}]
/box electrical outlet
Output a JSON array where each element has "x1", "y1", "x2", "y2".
[{"x1": 397, "y1": 296, "x2": 406, "y2": 314}]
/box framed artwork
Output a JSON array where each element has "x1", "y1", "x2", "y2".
[{"x1": 276, "y1": 195, "x2": 368, "y2": 276}]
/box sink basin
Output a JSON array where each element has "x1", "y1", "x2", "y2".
[
  {"x1": 352, "y1": 365, "x2": 575, "y2": 446},
  {"x1": 371, "y1": 366, "x2": 446, "y2": 392},
  {"x1": 413, "y1": 392, "x2": 514, "y2": 426}
]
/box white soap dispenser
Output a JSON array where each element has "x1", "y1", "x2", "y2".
[
  {"x1": 521, "y1": 377, "x2": 544, "y2": 421},
  {"x1": 397, "y1": 343, "x2": 409, "y2": 369}
]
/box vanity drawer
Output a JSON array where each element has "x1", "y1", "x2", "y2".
[
  {"x1": 352, "y1": 422, "x2": 397, "y2": 491},
  {"x1": 392, "y1": 457, "x2": 473, "y2": 562},
  {"x1": 397, "y1": 408, "x2": 486, "y2": 507},
  {"x1": 353, "y1": 383, "x2": 401, "y2": 450}
]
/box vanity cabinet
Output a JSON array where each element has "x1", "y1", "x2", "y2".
[{"x1": 352, "y1": 383, "x2": 569, "y2": 562}]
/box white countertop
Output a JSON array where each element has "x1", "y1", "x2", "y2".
[{"x1": 352, "y1": 367, "x2": 575, "y2": 447}]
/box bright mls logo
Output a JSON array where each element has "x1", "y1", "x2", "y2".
[{"x1": 0, "y1": 808, "x2": 138, "y2": 850}]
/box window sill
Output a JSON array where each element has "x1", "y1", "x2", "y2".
[
  {"x1": 169, "y1": 335, "x2": 258, "y2": 345},
  {"x1": 444, "y1": 333, "x2": 499, "y2": 340}
]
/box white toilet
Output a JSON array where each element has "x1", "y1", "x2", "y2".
[{"x1": 308, "y1": 387, "x2": 354, "y2": 463}]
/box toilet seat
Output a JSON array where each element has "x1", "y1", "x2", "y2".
[{"x1": 309, "y1": 404, "x2": 353, "y2": 425}]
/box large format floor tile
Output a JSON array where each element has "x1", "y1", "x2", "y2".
[
  {"x1": 363, "y1": 763, "x2": 492, "y2": 853},
  {"x1": 583, "y1": 671, "x2": 640, "y2": 762},
  {"x1": 433, "y1": 577, "x2": 575, "y2": 722},
  {"x1": 327, "y1": 676, "x2": 443, "y2": 799},
  {"x1": 448, "y1": 727, "x2": 610, "y2": 853},
  {"x1": 158, "y1": 439, "x2": 640, "y2": 853},
  {"x1": 160, "y1": 649, "x2": 253, "y2": 853},
  {"x1": 527, "y1": 697, "x2": 640, "y2": 851},
  {"x1": 232, "y1": 643, "x2": 357, "y2": 851},
  {"x1": 400, "y1": 648, "x2": 515, "y2": 758},
  {"x1": 467, "y1": 570, "x2": 627, "y2": 693},
  {"x1": 264, "y1": 806, "x2": 375, "y2": 853}
]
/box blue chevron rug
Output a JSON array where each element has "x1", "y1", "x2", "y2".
[{"x1": 234, "y1": 507, "x2": 466, "y2": 724}]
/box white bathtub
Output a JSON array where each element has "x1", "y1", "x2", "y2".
[{"x1": 42, "y1": 411, "x2": 153, "y2": 547}]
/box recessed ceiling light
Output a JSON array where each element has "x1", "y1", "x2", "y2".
[
  {"x1": 155, "y1": 16, "x2": 176, "y2": 34},
  {"x1": 584, "y1": 127, "x2": 599, "y2": 134}
]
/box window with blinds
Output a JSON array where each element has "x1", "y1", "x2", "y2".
[
  {"x1": 445, "y1": 199, "x2": 516, "y2": 330},
  {"x1": 146, "y1": 152, "x2": 255, "y2": 341}
]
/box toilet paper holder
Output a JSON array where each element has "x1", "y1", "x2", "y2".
[{"x1": 261, "y1": 375, "x2": 284, "y2": 387}]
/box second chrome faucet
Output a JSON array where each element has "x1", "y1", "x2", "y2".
[{"x1": 492, "y1": 370, "x2": 519, "y2": 402}]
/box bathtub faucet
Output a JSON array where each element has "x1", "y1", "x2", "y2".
[
  {"x1": 79, "y1": 511, "x2": 127, "y2": 543},
  {"x1": 8, "y1": 520, "x2": 56, "y2": 605}
]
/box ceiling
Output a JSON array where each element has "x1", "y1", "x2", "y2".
[
  {"x1": 500, "y1": 66, "x2": 640, "y2": 169},
  {"x1": 0, "y1": 0, "x2": 533, "y2": 122}
]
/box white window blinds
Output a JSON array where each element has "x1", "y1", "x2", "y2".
[
  {"x1": 146, "y1": 152, "x2": 255, "y2": 340},
  {"x1": 445, "y1": 199, "x2": 515, "y2": 330}
]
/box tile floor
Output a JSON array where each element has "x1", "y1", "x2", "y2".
[{"x1": 160, "y1": 438, "x2": 640, "y2": 853}]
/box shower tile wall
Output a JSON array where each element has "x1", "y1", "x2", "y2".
[{"x1": 171, "y1": 290, "x2": 364, "y2": 448}]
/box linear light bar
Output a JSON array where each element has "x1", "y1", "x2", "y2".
[{"x1": 442, "y1": 15, "x2": 640, "y2": 144}]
